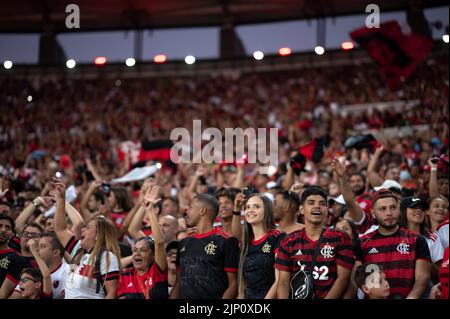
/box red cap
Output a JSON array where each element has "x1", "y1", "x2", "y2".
[
  {"x1": 371, "y1": 189, "x2": 399, "y2": 206},
  {"x1": 59, "y1": 154, "x2": 72, "y2": 169}
]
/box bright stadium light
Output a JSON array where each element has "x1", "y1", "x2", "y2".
[
  {"x1": 156, "y1": 162, "x2": 162, "y2": 169},
  {"x1": 278, "y1": 47, "x2": 292, "y2": 56},
  {"x1": 94, "y1": 56, "x2": 107, "y2": 65},
  {"x1": 185, "y1": 55, "x2": 196, "y2": 64},
  {"x1": 443, "y1": 34, "x2": 449, "y2": 43},
  {"x1": 125, "y1": 58, "x2": 136, "y2": 67},
  {"x1": 253, "y1": 51, "x2": 264, "y2": 60},
  {"x1": 314, "y1": 46, "x2": 325, "y2": 55},
  {"x1": 154, "y1": 55, "x2": 167, "y2": 63},
  {"x1": 341, "y1": 41, "x2": 354, "y2": 50},
  {"x1": 3, "y1": 60, "x2": 13, "y2": 69},
  {"x1": 27, "y1": 95, "x2": 33, "y2": 102},
  {"x1": 66, "y1": 59, "x2": 76, "y2": 69}
]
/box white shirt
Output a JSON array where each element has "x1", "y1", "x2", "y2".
[
  {"x1": 64, "y1": 238, "x2": 119, "y2": 299},
  {"x1": 50, "y1": 261, "x2": 70, "y2": 299},
  {"x1": 437, "y1": 221, "x2": 449, "y2": 249},
  {"x1": 425, "y1": 232, "x2": 444, "y2": 263}
]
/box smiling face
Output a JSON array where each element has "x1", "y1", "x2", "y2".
[
  {"x1": 244, "y1": 196, "x2": 265, "y2": 226},
  {"x1": 300, "y1": 195, "x2": 328, "y2": 226},
  {"x1": 218, "y1": 196, "x2": 234, "y2": 220},
  {"x1": 132, "y1": 239, "x2": 153, "y2": 272},
  {"x1": 427, "y1": 197, "x2": 449, "y2": 225},
  {"x1": 80, "y1": 219, "x2": 97, "y2": 251},
  {"x1": 406, "y1": 205, "x2": 425, "y2": 225}
]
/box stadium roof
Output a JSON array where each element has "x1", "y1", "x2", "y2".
[{"x1": 0, "y1": 0, "x2": 447, "y2": 33}]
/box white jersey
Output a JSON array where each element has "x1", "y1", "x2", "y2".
[
  {"x1": 425, "y1": 232, "x2": 444, "y2": 263},
  {"x1": 50, "y1": 261, "x2": 70, "y2": 299},
  {"x1": 437, "y1": 220, "x2": 449, "y2": 249},
  {"x1": 64, "y1": 236, "x2": 119, "y2": 299}
]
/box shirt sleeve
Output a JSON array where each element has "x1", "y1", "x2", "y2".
[
  {"x1": 274, "y1": 237, "x2": 293, "y2": 273},
  {"x1": 6, "y1": 255, "x2": 26, "y2": 284},
  {"x1": 416, "y1": 235, "x2": 431, "y2": 262},
  {"x1": 223, "y1": 237, "x2": 239, "y2": 273},
  {"x1": 100, "y1": 251, "x2": 120, "y2": 281},
  {"x1": 335, "y1": 231, "x2": 356, "y2": 270},
  {"x1": 353, "y1": 239, "x2": 364, "y2": 262},
  {"x1": 116, "y1": 274, "x2": 126, "y2": 298},
  {"x1": 274, "y1": 232, "x2": 286, "y2": 255},
  {"x1": 64, "y1": 236, "x2": 81, "y2": 258}
]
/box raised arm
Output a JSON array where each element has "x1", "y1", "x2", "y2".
[
  {"x1": 232, "y1": 164, "x2": 245, "y2": 189},
  {"x1": 28, "y1": 239, "x2": 52, "y2": 297},
  {"x1": 332, "y1": 157, "x2": 365, "y2": 223},
  {"x1": 79, "y1": 181, "x2": 101, "y2": 223},
  {"x1": 52, "y1": 181, "x2": 73, "y2": 248},
  {"x1": 428, "y1": 158, "x2": 439, "y2": 198},
  {"x1": 65, "y1": 202, "x2": 85, "y2": 238},
  {"x1": 367, "y1": 146, "x2": 384, "y2": 187},
  {"x1": 231, "y1": 192, "x2": 245, "y2": 242},
  {"x1": 14, "y1": 196, "x2": 51, "y2": 233},
  {"x1": 143, "y1": 185, "x2": 167, "y2": 271},
  {"x1": 282, "y1": 166, "x2": 295, "y2": 191}
]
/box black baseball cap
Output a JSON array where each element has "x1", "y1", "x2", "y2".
[
  {"x1": 400, "y1": 196, "x2": 425, "y2": 213},
  {"x1": 165, "y1": 241, "x2": 179, "y2": 253}
]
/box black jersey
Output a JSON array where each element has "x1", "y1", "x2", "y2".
[
  {"x1": 176, "y1": 227, "x2": 239, "y2": 299},
  {"x1": 0, "y1": 247, "x2": 27, "y2": 287},
  {"x1": 243, "y1": 229, "x2": 285, "y2": 299}
]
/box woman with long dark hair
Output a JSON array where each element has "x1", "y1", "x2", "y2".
[{"x1": 236, "y1": 193, "x2": 285, "y2": 299}]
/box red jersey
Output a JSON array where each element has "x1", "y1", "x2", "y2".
[
  {"x1": 440, "y1": 247, "x2": 449, "y2": 299},
  {"x1": 117, "y1": 263, "x2": 168, "y2": 299},
  {"x1": 275, "y1": 228, "x2": 355, "y2": 299},
  {"x1": 355, "y1": 227, "x2": 431, "y2": 298}
]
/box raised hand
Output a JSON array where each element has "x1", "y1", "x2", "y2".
[
  {"x1": 332, "y1": 157, "x2": 346, "y2": 177},
  {"x1": 49, "y1": 179, "x2": 66, "y2": 201},
  {"x1": 234, "y1": 192, "x2": 246, "y2": 212},
  {"x1": 428, "y1": 157, "x2": 439, "y2": 169},
  {"x1": 34, "y1": 196, "x2": 53, "y2": 209},
  {"x1": 195, "y1": 165, "x2": 207, "y2": 177},
  {"x1": 0, "y1": 187, "x2": 8, "y2": 198},
  {"x1": 143, "y1": 185, "x2": 161, "y2": 211},
  {"x1": 290, "y1": 183, "x2": 305, "y2": 195},
  {"x1": 27, "y1": 239, "x2": 38, "y2": 254}
]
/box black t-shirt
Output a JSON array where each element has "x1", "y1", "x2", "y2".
[
  {"x1": 176, "y1": 227, "x2": 239, "y2": 299},
  {"x1": 243, "y1": 229, "x2": 285, "y2": 299},
  {"x1": 0, "y1": 247, "x2": 27, "y2": 287}
]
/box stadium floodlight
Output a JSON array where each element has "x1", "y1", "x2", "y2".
[
  {"x1": 3, "y1": 60, "x2": 13, "y2": 69},
  {"x1": 27, "y1": 95, "x2": 33, "y2": 102},
  {"x1": 125, "y1": 58, "x2": 136, "y2": 67},
  {"x1": 253, "y1": 51, "x2": 264, "y2": 60},
  {"x1": 314, "y1": 46, "x2": 325, "y2": 55},
  {"x1": 341, "y1": 41, "x2": 354, "y2": 50},
  {"x1": 66, "y1": 59, "x2": 76, "y2": 69},
  {"x1": 154, "y1": 55, "x2": 167, "y2": 63},
  {"x1": 185, "y1": 55, "x2": 196, "y2": 65},
  {"x1": 443, "y1": 34, "x2": 449, "y2": 43},
  {"x1": 94, "y1": 56, "x2": 107, "y2": 65},
  {"x1": 278, "y1": 47, "x2": 292, "y2": 56}
]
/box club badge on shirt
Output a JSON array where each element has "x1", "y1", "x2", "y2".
[
  {"x1": 262, "y1": 243, "x2": 271, "y2": 254},
  {"x1": 205, "y1": 241, "x2": 217, "y2": 255},
  {"x1": 320, "y1": 244, "x2": 334, "y2": 259}
]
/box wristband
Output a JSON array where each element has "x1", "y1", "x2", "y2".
[
  {"x1": 233, "y1": 211, "x2": 241, "y2": 216},
  {"x1": 431, "y1": 167, "x2": 438, "y2": 172}
]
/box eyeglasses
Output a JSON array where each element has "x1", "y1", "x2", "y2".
[
  {"x1": 22, "y1": 231, "x2": 41, "y2": 239},
  {"x1": 19, "y1": 277, "x2": 38, "y2": 283}
]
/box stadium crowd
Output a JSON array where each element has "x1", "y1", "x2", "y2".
[{"x1": 0, "y1": 50, "x2": 448, "y2": 299}]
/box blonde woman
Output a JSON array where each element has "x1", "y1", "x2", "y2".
[
  {"x1": 52, "y1": 180, "x2": 121, "y2": 299},
  {"x1": 236, "y1": 193, "x2": 285, "y2": 299}
]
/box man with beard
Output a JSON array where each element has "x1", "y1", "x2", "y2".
[
  {"x1": 273, "y1": 191, "x2": 304, "y2": 234},
  {"x1": 354, "y1": 189, "x2": 431, "y2": 298},
  {"x1": 0, "y1": 214, "x2": 26, "y2": 298},
  {"x1": 170, "y1": 194, "x2": 239, "y2": 299},
  {"x1": 275, "y1": 186, "x2": 355, "y2": 299},
  {"x1": 215, "y1": 187, "x2": 240, "y2": 233}
]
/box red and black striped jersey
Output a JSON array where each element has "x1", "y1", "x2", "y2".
[
  {"x1": 8, "y1": 234, "x2": 21, "y2": 254},
  {"x1": 355, "y1": 227, "x2": 431, "y2": 299},
  {"x1": 275, "y1": 228, "x2": 355, "y2": 299},
  {"x1": 117, "y1": 263, "x2": 168, "y2": 299},
  {"x1": 176, "y1": 227, "x2": 239, "y2": 299},
  {"x1": 0, "y1": 247, "x2": 27, "y2": 286},
  {"x1": 440, "y1": 247, "x2": 449, "y2": 299}
]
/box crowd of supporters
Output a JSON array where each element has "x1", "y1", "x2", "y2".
[{"x1": 0, "y1": 50, "x2": 448, "y2": 299}]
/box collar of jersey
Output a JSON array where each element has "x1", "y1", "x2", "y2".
[{"x1": 194, "y1": 227, "x2": 220, "y2": 239}]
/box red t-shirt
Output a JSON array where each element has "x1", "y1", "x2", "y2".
[{"x1": 440, "y1": 247, "x2": 449, "y2": 299}]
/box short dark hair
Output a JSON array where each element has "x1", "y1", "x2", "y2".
[
  {"x1": 135, "y1": 236, "x2": 155, "y2": 252},
  {"x1": 41, "y1": 233, "x2": 65, "y2": 256},
  {"x1": 163, "y1": 197, "x2": 179, "y2": 209},
  {"x1": 215, "y1": 187, "x2": 240, "y2": 202},
  {"x1": 355, "y1": 263, "x2": 384, "y2": 289},
  {"x1": 350, "y1": 172, "x2": 366, "y2": 185},
  {"x1": 300, "y1": 186, "x2": 328, "y2": 205},
  {"x1": 21, "y1": 267, "x2": 43, "y2": 283},
  {"x1": 24, "y1": 222, "x2": 43, "y2": 234},
  {"x1": 0, "y1": 213, "x2": 15, "y2": 231},
  {"x1": 194, "y1": 194, "x2": 220, "y2": 218},
  {"x1": 92, "y1": 191, "x2": 106, "y2": 204},
  {"x1": 277, "y1": 190, "x2": 301, "y2": 212}
]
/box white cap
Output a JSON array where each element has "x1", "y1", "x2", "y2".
[
  {"x1": 328, "y1": 194, "x2": 346, "y2": 206},
  {"x1": 374, "y1": 179, "x2": 402, "y2": 191},
  {"x1": 266, "y1": 181, "x2": 278, "y2": 190}
]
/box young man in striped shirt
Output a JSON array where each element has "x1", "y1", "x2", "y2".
[{"x1": 355, "y1": 189, "x2": 431, "y2": 299}]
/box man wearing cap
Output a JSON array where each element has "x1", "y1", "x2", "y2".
[{"x1": 354, "y1": 189, "x2": 431, "y2": 298}]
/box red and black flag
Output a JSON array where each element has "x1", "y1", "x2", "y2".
[
  {"x1": 290, "y1": 137, "x2": 328, "y2": 175},
  {"x1": 350, "y1": 21, "x2": 432, "y2": 89},
  {"x1": 344, "y1": 134, "x2": 381, "y2": 154},
  {"x1": 139, "y1": 140, "x2": 173, "y2": 162}
]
